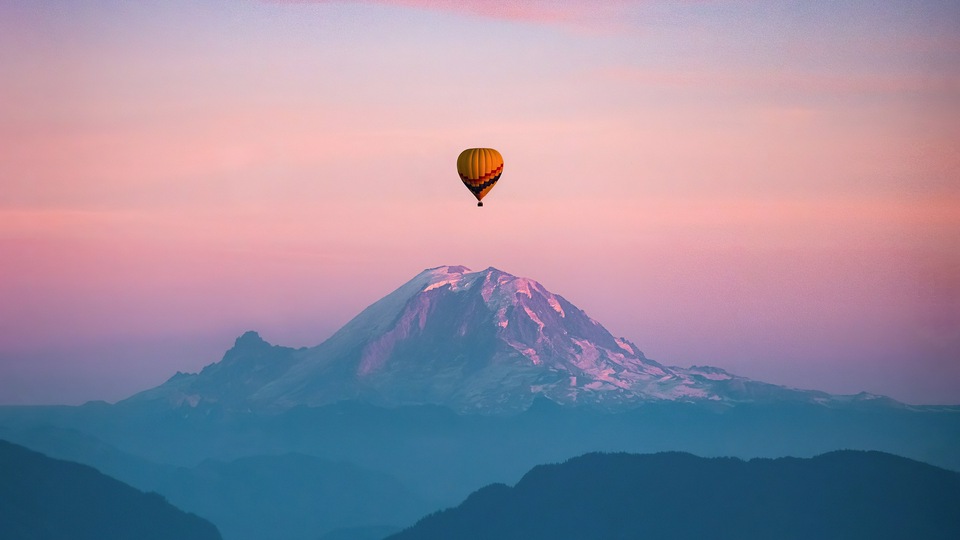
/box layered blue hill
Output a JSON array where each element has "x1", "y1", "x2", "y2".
[
  {"x1": 0, "y1": 439, "x2": 221, "y2": 540},
  {"x1": 390, "y1": 450, "x2": 960, "y2": 540}
]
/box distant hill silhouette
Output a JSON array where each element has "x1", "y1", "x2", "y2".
[
  {"x1": 3, "y1": 398, "x2": 959, "y2": 539},
  {"x1": 0, "y1": 439, "x2": 221, "y2": 540},
  {"x1": 389, "y1": 450, "x2": 960, "y2": 540}
]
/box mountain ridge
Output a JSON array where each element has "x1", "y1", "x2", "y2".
[
  {"x1": 124, "y1": 265, "x2": 904, "y2": 413},
  {"x1": 388, "y1": 450, "x2": 960, "y2": 540}
]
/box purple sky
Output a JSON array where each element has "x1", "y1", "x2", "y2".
[{"x1": 1, "y1": 0, "x2": 958, "y2": 405}]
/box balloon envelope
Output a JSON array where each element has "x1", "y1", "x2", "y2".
[{"x1": 457, "y1": 148, "x2": 503, "y2": 204}]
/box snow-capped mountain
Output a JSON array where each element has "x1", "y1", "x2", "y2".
[{"x1": 128, "y1": 265, "x2": 871, "y2": 413}]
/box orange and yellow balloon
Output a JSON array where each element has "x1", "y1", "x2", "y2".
[{"x1": 457, "y1": 148, "x2": 503, "y2": 207}]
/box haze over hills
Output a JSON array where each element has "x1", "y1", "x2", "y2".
[
  {"x1": 1, "y1": 265, "x2": 957, "y2": 540},
  {"x1": 126, "y1": 265, "x2": 899, "y2": 414}
]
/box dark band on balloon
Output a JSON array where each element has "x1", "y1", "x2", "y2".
[
  {"x1": 459, "y1": 164, "x2": 503, "y2": 186},
  {"x1": 463, "y1": 173, "x2": 501, "y2": 196}
]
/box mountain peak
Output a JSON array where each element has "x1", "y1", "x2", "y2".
[
  {"x1": 417, "y1": 265, "x2": 472, "y2": 286},
  {"x1": 131, "y1": 265, "x2": 876, "y2": 413},
  {"x1": 416, "y1": 266, "x2": 543, "y2": 299},
  {"x1": 282, "y1": 264, "x2": 706, "y2": 411},
  {"x1": 234, "y1": 330, "x2": 268, "y2": 348},
  {"x1": 423, "y1": 264, "x2": 472, "y2": 275}
]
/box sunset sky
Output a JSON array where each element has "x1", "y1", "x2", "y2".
[{"x1": 1, "y1": 0, "x2": 958, "y2": 405}]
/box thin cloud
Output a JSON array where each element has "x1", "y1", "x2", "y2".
[
  {"x1": 600, "y1": 67, "x2": 960, "y2": 98},
  {"x1": 264, "y1": 0, "x2": 618, "y2": 25}
]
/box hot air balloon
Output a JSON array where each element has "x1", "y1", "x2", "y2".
[{"x1": 457, "y1": 148, "x2": 503, "y2": 207}]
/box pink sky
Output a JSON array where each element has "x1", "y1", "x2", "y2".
[{"x1": 1, "y1": 0, "x2": 958, "y2": 405}]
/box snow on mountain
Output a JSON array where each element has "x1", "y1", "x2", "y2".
[{"x1": 126, "y1": 266, "x2": 854, "y2": 413}]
